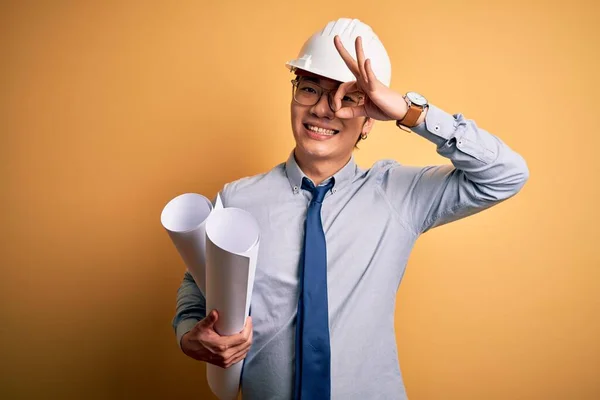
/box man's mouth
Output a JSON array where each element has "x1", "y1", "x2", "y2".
[{"x1": 303, "y1": 123, "x2": 339, "y2": 136}]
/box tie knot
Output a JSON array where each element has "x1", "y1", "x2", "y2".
[{"x1": 302, "y1": 177, "x2": 334, "y2": 204}]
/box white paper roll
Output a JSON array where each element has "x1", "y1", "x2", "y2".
[
  {"x1": 205, "y1": 207, "x2": 260, "y2": 400},
  {"x1": 161, "y1": 193, "x2": 259, "y2": 400},
  {"x1": 160, "y1": 193, "x2": 215, "y2": 294}
]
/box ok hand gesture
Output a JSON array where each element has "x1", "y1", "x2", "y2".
[{"x1": 332, "y1": 35, "x2": 408, "y2": 122}]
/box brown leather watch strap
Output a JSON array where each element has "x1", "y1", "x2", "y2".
[{"x1": 398, "y1": 99, "x2": 423, "y2": 127}]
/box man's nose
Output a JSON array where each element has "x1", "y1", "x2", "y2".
[{"x1": 310, "y1": 92, "x2": 335, "y2": 119}]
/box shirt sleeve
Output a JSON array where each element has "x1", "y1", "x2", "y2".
[
  {"x1": 379, "y1": 103, "x2": 529, "y2": 235},
  {"x1": 171, "y1": 271, "x2": 206, "y2": 350}
]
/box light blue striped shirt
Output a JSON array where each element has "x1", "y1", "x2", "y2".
[{"x1": 172, "y1": 104, "x2": 529, "y2": 399}]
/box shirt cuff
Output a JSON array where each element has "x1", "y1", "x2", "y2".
[
  {"x1": 409, "y1": 103, "x2": 499, "y2": 164},
  {"x1": 410, "y1": 103, "x2": 459, "y2": 143},
  {"x1": 176, "y1": 318, "x2": 200, "y2": 350}
]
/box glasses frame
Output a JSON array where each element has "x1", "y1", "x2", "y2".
[{"x1": 291, "y1": 77, "x2": 364, "y2": 113}]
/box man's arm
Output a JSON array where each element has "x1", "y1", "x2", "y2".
[
  {"x1": 380, "y1": 103, "x2": 529, "y2": 235},
  {"x1": 172, "y1": 270, "x2": 206, "y2": 349},
  {"x1": 172, "y1": 271, "x2": 254, "y2": 369}
]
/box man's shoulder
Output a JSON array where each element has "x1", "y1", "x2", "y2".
[
  {"x1": 365, "y1": 159, "x2": 402, "y2": 182},
  {"x1": 370, "y1": 159, "x2": 400, "y2": 171},
  {"x1": 362, "y1": 159, "x2": 435, "y2": 189},
  {"x1": 219, "y1": 162, "x2": 287, "y2": 204}
]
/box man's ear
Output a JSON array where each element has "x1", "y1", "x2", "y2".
[{"x1": 362, "y1": 117, "x2": 375, "y2": 134}]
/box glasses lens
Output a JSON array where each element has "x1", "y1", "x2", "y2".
[
  {"x1": 342, "y1": 92, "x2": 363, "y2": 107},
  {"x1": 294, "y1": 79, "x2": 321, "y2": 106},
  {"x1": 293, "y1": 78, "x2": 365, "y2": 110}
]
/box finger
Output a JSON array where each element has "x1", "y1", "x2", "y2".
[
  {"x1": 244, "y1": 316, "x2": 253, "y2": 337},
  {"x1": 202, "y1": 310, "x2": 219, "y2": 326},
  {"x1": 215, "y1": 315, "x2": 253, "y2": 348},
  {"x1": 201, "y1": 327, "x2": 243, "y2": 355},
  {"x1": 224, "y1": 349, "x2": 251, "y2": 369},
  {"x1": 205, "y1": 332, "x2": 243, "y2": 355},
  {"x1": 229, "y1": 323, "x2": 253, "y2": 356},
  {"x1": 355, "y1": 36, "x2": 368, "y2": 84},
  {"x1": 225, "y1": 352, "x2": 249, "y2": 369},
  {"x1": 222, "y1": 334, "x2": 252, "y2": 362},
  {"x1": 199, "y1": 309, "x2": 218, "y2": 330},
  {"x1": 232, "y1": 316, "x2": 252, "y2": 343},
  {"x1": 333, "y1": 35, "x2": 360, "y2": 78},
  {"x1": 221, "y1": 340, "x2": 251, "y2": 362},
  {"x1": 335, "y1": 105, "x2": 368, "y2": 119},
  {"x1": 196, "y1": 311, "x2": 219, "y2": 344},
  {"x1": 365, "y1": 59, "x2": 379, "y2": 91},
  {"x1": 332, "y1": 81, "x2": 358, "y2": 112}
]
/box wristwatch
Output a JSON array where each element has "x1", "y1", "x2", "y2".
[{"x1": 396, "y1": 91, "x2": 429, "y2": 132}]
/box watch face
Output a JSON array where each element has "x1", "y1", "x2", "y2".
[{"x1": 406, "y1": 91, "x2": 428, "y2": 107}]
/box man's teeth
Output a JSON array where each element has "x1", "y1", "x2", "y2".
[{"x1": 307, "y1": 124, "x2": 336, "y2": 135}]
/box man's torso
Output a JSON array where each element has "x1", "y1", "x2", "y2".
[{"x1": 222, "y1": 157, "x2": 418, "y2": 399}]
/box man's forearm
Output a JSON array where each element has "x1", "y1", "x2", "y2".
[{"x1": 172, "y1": 271, "x2": 207, "y2": 349}]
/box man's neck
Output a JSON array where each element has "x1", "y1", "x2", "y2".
[{"x1": 293, "y1": 148, "x2": 351, "y2": 186}]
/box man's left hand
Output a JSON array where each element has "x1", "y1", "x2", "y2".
[{"x1": 332, "y1": 35, "x2": 408, "y2": 122}]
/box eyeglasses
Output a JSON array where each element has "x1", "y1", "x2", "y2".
[{"x1": 291, "y1": 77, "x2": 364, "y2": 112}]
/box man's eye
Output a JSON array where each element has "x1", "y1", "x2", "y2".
[{"x1": 301, "y1": 87, "x2": 317, "y2": 94}]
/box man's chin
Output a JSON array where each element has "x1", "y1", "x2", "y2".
[{"x1": 297, "y1": 140, "x2": 337, "y2": 158}]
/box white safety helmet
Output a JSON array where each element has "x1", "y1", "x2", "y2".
[{"x1": 286, "y1": 18, "x2": 392, "y2": 87}]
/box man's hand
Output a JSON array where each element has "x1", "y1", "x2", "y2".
[
  {"x1": 332, "y1": 35, "x2": 410, "y2": 122},
  {"x1": 181, "y1": 309, "x2": 253, "y2": 369}
]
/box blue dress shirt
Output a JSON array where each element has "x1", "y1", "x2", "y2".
[{"x1": 172, "y1": 104, "x2": 529, "y2": 399}]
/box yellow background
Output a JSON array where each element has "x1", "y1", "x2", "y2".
[{"x1": 1, "y1": 0, "x2": 599, "y2": 399}]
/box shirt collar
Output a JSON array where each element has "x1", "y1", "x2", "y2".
[{"x1": 285, "y1": 150, "x2": 357, "y2": 195}]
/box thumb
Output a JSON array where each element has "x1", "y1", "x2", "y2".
[
  {"x1": 331, "y1": 80, "x2": 358, "y2": 112},
  {"x1": 200, "y1": 309, "x2": 218, "y2": 329},
  {"x1": 335, "y1": 105, "x2": 367, "y2": 119}
]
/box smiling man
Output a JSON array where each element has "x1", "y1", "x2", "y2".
[
  {"x1": 290, "y1": 69, "x2": 375, "y2": 169},
  {"x1": 172, "y1": 18, "x2": 529, "y2": 400}
]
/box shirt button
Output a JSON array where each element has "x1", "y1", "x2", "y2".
[
  {"x1": 434, "y1": 125, "x2": 440, "y2": 131},
  {"x1": 293, "y1": 185, "x2": 299, "y2": 193},
  {"x1": 332, "y1": 188, "x2": 337, "y2": 194}
]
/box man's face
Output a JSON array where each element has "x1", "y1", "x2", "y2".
[{"x1": 290, "y1": 71, "x2": 373, "y2": 162}]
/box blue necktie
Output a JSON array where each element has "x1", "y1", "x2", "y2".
[{"x1": 294, "y1": 176, "x2": 334, "y2": 400}]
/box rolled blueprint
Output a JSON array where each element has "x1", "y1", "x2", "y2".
[
  {"x1": 160, "y1": 193, "x2": 219, "y2": 294},
  {"x1": 205, "y1": 207, "x2": 260, "y2": 400},
  {"x1": 161, "y1": 193, "x2": 259, "y2": 400}
]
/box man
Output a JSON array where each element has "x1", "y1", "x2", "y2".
[{"x1": 172, "y1": 18, "x2": 529, "y2": 399}]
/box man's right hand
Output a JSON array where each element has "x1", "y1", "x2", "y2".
[{"x1": 181, "y1": 309, "x2": 253, "y2": 369}]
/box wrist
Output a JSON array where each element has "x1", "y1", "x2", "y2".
[
  {"x1": 176, "y1": 318, "x2": 199, "y2": 350},
  {"x1": 397, "y1": 91, "x2": 428, "y2": 128},
  {"x1": 180, "y1": 330, "x2": 192, "y2": 353},
  {"x1": 398, "y1": 94, "x2": 409, "y2": 120}
]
